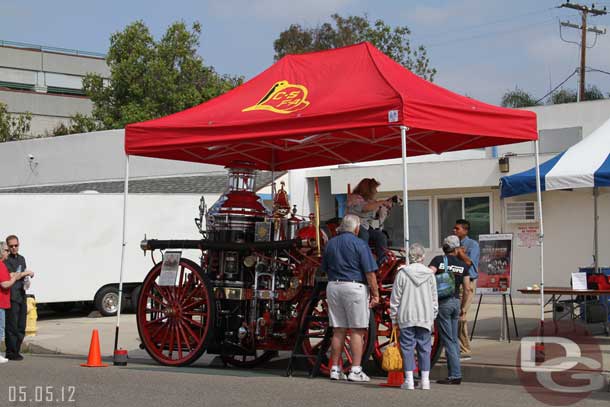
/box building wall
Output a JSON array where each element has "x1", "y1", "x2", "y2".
[
  {"x1": 495, "y1": 99, "x2": 610, "y2": 156},
  {"x1": 0, "y1": 44, "x2": 109, "y2": 137},
  {"x1": 0, "y1": 129, "x2": 225, "y2": 190}
]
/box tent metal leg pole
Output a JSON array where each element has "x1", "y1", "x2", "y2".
[
  {"x1": 594, "y1": 187, "x2": 599, "y2": 273},
  {"x1": 400, "y1": 126, "x2": 410, "y2": 258},
  {"x1": 534, "y1": 141, "x2": 545, "y2": 325},
  {"x1": 114, "y1": 155, "x2": 130, "y2": 353}
]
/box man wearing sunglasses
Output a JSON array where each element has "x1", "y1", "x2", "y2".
[{"x1": 4, "y1": 235, "x2": 34, "y2": 361}]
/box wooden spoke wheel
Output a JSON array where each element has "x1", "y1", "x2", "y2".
[
  {"x1": 372, "y1": 301, "x2": 442, "y2": 373},
  {"x1": 300, "y1": 292, "x2": 376, "y2": 376},
  {"x1": 136, "y1": 258, "x2": 214, "y2": 366}
]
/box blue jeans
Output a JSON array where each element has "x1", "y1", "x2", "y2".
[
  {"x1": 437, "y1": 297, "x2": 461, "y2": 379},
  {"x1": 0, "y1": 308, "x2": 5, "y2": 343},
  {"x1": 357, "y1": 227, "x2": 388, "y2": 264},
  {"x1": 399, "y1": 326, "x2": 431, "y2": 372}
]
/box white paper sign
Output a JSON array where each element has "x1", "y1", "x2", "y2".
[
  {"x1": 571, "y1": 272, "x2": 588, "y2": 290},
  {"x1": 159, "y1": 251, "x2": 181, "y2": 286}
]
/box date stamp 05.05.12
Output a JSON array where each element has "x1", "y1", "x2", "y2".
[{"x1": 7, "y1": 386, "x2": 76, "y2": 405}]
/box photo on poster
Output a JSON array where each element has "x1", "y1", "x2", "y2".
[
  {"x1": 477, "y1": 234, "x2": 513, "y2": 295},
  {"x1": 159, "y1": 251, "x2": 182, "y2": 286}
]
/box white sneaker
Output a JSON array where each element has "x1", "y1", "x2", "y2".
[
  {"x1": 420, "y1": 380, "x2": 430, "y2": 390},
  {"x1": 400, "y1": 380, "x2": 415, "y2": 390},
  {"x1": 347, "y1": 370, "x2": 370, "y2": 382},
  {"x1": 0, "y1": 355, "x2": 8, "y2": 364},
  {"x1": 329, "y1": 369, "x2": 347, "y2": 380}
]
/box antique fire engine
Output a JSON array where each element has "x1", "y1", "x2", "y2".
[
  {"x1": 135, "y1": 162, "x2": 441, "y2": 371},
  {"x1": 136, "y1": 162, "x2": 323, "y2": 367}
]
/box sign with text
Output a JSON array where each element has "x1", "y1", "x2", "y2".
[
  {"x1": 159, "y1": 251, "x2": 181, "y2": 286},
  {"x1": 477, "y1": 234, "x2": 513, "y2": 295}
]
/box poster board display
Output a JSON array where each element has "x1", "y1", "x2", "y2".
[{"x1": 476, "y1": 234, "x2": 513, "y2": 295}]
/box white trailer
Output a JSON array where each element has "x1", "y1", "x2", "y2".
[{"x1": 0, "y1": 192, "x2": 218, "y2": 315}]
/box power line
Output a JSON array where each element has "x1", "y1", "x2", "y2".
[
  {"x1": 559, "y1": 2, "x2": 608, "y2": 101},
  {"x1": 534, "y1": 69, "x2": 579, "y2": 103},
  {"x1": 426, "y1": 17, "x2": 557, "y2": 48},
  {"x1": 413, "y1": 7, "x2": 556, "y2": 41}
]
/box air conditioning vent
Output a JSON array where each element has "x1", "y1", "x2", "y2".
[{"x1": 505, "y1": 201, "x2": 537, "y2": 223}]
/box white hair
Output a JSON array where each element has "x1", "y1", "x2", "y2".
[
  {"x1": 337, "y1": 214, "x2": 360, "y2": 234},
  {"x1": 408, "y1": 243, "x2": 426, "y2": 264}
]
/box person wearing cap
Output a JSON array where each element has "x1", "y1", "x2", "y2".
[
  {"x1": 428, "y1": 235, "x2": 472, "y2": 385},
  {"x1": 452, "y1": 219, "x2": 479, "y2": 359},
  {"x1": 389, "y1": 243, "x2": 438, "y2": 390},
  {"x1": 321, "y1": 214, "x2": 380, "y2": 382}
]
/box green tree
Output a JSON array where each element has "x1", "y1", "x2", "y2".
[
  {"x1": 0, "y1": 102, "x2": 32, "y2": 142},
  {"x1": 273, "y1": 14, "x2": 436, "y2": 81},
  {"x1": 500, "y1": 88, "x2": 540, "y2": 108},
  {"x1": 75, "y1": 20, "x2": 242, "y2": 132},
  {"x1": 550, "y1": 86, "x2": 605, "y2": 104}
]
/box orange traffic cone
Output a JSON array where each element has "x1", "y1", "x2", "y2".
[
  {"x1": 379, "y1": 370, "x2": 404, "y2": 387},
  {"x1": 81, "y1": 329, "x2": 108, "y2": 367}
]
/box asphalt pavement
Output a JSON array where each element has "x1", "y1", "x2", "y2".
[{"x1": 1, "y1": 354, "x2": 608, "y2": 407}]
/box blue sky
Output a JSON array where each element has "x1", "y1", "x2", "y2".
[{"x1": 2, "y1": 0, "x2": 610, "y2": 104}]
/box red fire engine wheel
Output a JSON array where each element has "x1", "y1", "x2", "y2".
[
  {"x1": 300, "y1": 292, "x2": 376, "y2": 376},
  {"x1": 136, "y1": 258, "x2": 214, "y2": 366},
  {"x1": 372, "y1": 301, "x2": 442, "y2": 371}
]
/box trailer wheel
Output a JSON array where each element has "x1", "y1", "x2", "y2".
[
  {"x1": 94, "y1": 286, "x2": 126, "y2": 317},
  {"x1": 136, "y1": 258, "x2": 214, "y2": 366}
]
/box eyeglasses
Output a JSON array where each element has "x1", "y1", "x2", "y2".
[{"x1": 8, "y1": 244, "x2": 18, "y2": 248}]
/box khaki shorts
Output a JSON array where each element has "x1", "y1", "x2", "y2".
[{"x1": 327, "y1": 281, "x2": 370, "y2": 328}]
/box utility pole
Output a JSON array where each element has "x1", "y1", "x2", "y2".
[{"x1": 559, "y1": 2, "x2": 607, "y2": 101}]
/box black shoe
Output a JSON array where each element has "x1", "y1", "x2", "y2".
[
  {"x1": 436, "y1": 378, "x2": 461, "y2": 385},
  {"x1": 7, "y1": 354, "x2": 23, "y2": 361}
]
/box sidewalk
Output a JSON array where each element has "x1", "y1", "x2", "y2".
[{"x1": 20, "y1": 304, "x2": 610, "y2": 387}]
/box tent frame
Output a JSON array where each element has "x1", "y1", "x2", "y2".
[{"x1": 114, "y1": 125, "x2": 414, "y2": 351}]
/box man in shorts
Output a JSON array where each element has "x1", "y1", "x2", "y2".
[{"x1": 321, "y1": 214, "x2": 380, "y2": 382}]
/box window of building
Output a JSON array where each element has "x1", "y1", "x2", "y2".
[
  {"x1": 383, "y1": 198, "x2": 430, "y2": 248},
  {"x1": 539, "y1": 127, "x2": 582, "y2": 154},
  {"x1": 437, "y1": 195, "x2": 490, "y2": 246}
]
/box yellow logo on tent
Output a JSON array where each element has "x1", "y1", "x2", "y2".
[{"x1": 242, "y1": 80, "x2": 310, "y2": 114}]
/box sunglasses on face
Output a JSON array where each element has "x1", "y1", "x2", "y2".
[{"x1": 8, "y1": 244, "x2": 18, "y2": 248}]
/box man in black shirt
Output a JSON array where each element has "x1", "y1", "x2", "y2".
[
  {"x1": 4, "y1": 235, "x2": 32, "y2": 361},
  {"x1": 428, "y1": 236, "x2": 472, "y2": 385}
]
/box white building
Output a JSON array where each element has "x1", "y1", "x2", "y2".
[
  {"x1": 296, "y1": 99, "x2": 610, "y2": 301},
  {"x1": 1, "y1": 100, "x2": 609, "y2": 304},
  {"x1": 0, "y1": 40, "x2": 109, "y2": 137}
]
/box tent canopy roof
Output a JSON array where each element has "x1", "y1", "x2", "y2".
[
  {"x1": 501, "y1": 117, "x2": 610, "y2": 198},
  {"x1": 126, "y1": 42, "x2": 537, "y2": 170}
]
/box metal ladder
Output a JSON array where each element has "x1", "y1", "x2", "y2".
[{"x1": 286, "y1": 282, "x2": 332, "y2": 378}]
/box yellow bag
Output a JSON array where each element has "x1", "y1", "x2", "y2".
[{"x1": 381, "y1": 328, "x2": 403, "y2": 372}]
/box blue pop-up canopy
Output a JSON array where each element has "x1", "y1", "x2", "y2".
[
  {"x1": 501, "y1": 117, "x2": 610, "y2": 198},
  {"x1": 501, "y1": 116, "x2": 610, "y2": 274}
]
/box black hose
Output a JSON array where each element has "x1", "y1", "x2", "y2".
[{"x1": 141, "y1": 238, "x2": 303, "y2": 252}]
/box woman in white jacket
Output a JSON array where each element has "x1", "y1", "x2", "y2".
[{"x1": 389, "y1": 243, "x2": 438, "y2": 390}]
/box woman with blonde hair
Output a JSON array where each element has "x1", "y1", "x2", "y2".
[{"x1": 347, "y1": 178, "x2": 392, "y2": 265}]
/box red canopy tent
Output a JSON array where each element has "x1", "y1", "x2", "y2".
[
  {"x1": 125, "y1": 42, "x2": 537, "y2": 171},
  {"x1": 117, "y1": 43, "x2": 544, "y2": 351}
]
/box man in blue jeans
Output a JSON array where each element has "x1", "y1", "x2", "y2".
[
  {"x1": 429, "y1": 235, "x2": 472, "y2": 385},
  {"x1": 453, "y1": 219, "x2": 479, "y2": 359}
]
